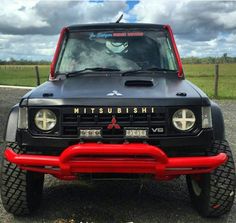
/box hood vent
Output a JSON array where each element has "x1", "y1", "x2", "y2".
[{"x1": 125, "y1": 80, "x2": 154, "y2": 87}]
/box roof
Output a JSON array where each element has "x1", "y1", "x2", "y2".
[{"x1": 67, "y1": 23, "x2": 165, "y2": 31}]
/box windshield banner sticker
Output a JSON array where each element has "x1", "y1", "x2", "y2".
[{"x1": 89, "y1": 32, "x2": 144, "y2": 40}]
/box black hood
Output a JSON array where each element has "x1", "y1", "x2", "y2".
[{"x1": 24, "y1": 75, "x2": 210, "y2": 107}]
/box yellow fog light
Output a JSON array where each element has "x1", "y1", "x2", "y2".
[
  {"x1": 80, "y1": 129, "x2": 101, "y2": 138},
  {"x1": 125, "y1": 128, "x2": 148, "y2": 138}
]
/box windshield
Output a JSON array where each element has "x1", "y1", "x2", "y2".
[{"x1": 57, "y1": 29, "x2": 178, "y2": 73}]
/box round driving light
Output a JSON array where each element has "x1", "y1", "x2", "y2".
[
  {"x1": 172, "y1": 109, "x2": 196, "y2": 131},
  {"x1": 34, "y1": 109, "x2": 57, "y2": 131}
]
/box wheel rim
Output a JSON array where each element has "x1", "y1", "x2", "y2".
[{"x1": 191, "y1": 176, "x2": 202, "y2": 196}]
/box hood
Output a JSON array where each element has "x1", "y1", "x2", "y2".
[{"x1": 25, "y1": 75, "x2": 210, "y2": 107}]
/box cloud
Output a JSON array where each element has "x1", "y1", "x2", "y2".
[
  {"x1": 0, "y1": 0, "x2": 129, "y2": 60},
  {"x1": 130, "y1": 0, "x2": 236, "y2": 41},
  {"x1": 0, "y1": 34, "x2": 58, "y2": 60},
  {"x1": 1, "y1": 0, "x2": 236, "y2": 59},
  {"x1": 0, "y1": 0, "x2": 48, "y2": 33},
  {"x1": 0, "y1": 0, "x2": 127, "y2": 35},
  {"x1": 177, "y1": 33, "x2": 236, "y2": 57},
  {"x1": 127, "y1": 0, "x2": 236, "y2": 57}
]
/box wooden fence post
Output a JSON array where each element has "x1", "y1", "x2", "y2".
[
  {"x1": 214, "y1": 64, "x2": 219, "y2": 98},
  {"x1": 35, "y1": 65, "x2": 40, "y2": 86}
]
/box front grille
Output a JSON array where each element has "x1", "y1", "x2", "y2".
[
  {"x1": 29, "y1": 106, "x2": 201, "y2": 139},
  {"x1": 61, "y1": 107, "x2": 167, "y2": 138}
]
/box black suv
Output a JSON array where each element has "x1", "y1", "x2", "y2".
[{"x1": 1, "y1": 23, "x2": 235, "y2": 217}]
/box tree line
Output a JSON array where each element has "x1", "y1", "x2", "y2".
[
  {"x1": 182, "y1": 54, "x2": 235, "y2": 64},
  {"x1": 0, "y1": 58, "x2": 50, "y2": 65},
  {"x1": 0, "y1": 54, "x2": 236, "y2": 65}
]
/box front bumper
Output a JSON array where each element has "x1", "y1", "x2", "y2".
[
  {"x1": 17, "y1": 129, "x2": 214, "y2": 157},
  {"x1": 4, "y1": 143, "x2": 227, "y2": 181}
]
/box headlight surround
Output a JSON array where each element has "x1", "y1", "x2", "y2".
[
  {"x1": 34, "y1": 109, "x2": 57, "y2": 131},
  {"x1": 172, "y1": 109, "x2": 196, "y2": 131}
]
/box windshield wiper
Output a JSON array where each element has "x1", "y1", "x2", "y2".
[
  {"x1": 121, "y1": 67, "x2": 177, "y2": 76},
  {"x1": 121, "y1": 69, "x2": 145, "y2": 76},
  {"x1": 58, "y1": 67, "x2": 121, "y2": 77},
  {"x1": 145, "y1": 67, "x2": 178, "y2": 72}
]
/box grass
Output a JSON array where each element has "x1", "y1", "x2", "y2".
[
  {"x1": 0, "y1": 64, "x2": 235, "y2": 99},
  {"x1": 184, "y1": 64, "x2": 236, "y2": 99},
  {"x1": 0, "y1": 65, "x2": 49, "y2": 87}
]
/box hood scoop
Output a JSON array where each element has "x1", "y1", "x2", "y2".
[{"x1": 125, "y1": 79, "x2": 154, "y2": 87}]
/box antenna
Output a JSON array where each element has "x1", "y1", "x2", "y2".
[{"x1": 116, "y1": 14, "x2": 123, "y2": 23}]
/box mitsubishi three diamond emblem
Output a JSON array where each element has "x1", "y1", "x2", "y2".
[
  {"x1": 107, "y1": 116, "x2": 121, "y2": 129},
  {"x1": 107, "y1": 90, "x2": 122, "y2": 96}
]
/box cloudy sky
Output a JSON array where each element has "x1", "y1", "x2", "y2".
[{"x1": 0, "y1": 0, "x2": 236, "y2": 61}]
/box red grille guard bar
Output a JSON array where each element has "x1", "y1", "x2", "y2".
[{"x1": 4, "y1": 143, "x2": 227, "y2": 181}]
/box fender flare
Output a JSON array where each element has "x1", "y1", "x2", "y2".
[
  {"x1": 210, "y1": 101, "x2": 225, "y2": 140},
  {"x1": 4, "y1": 104, "x2": 19, "y2": 142}
]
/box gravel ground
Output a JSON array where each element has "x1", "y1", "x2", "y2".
[{"x1": 0, "y1": 87, "x2": 235, "y2": 223}]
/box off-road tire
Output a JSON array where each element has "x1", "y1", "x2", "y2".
[
  {"x1": 0, "y1": 142, "x2": 44, "y2": 216},
  {"x1": 186, "y1": 140, "x2": 236, "y2": 217}
]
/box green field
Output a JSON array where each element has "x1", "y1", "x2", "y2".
[
  {"x1": 0, "y1": 65, "x2": 49, "y2": 87},
  {"x1": 0, "y1": 64, "x2": 236, "y2": 99},
  {"x1": 184, "y1": 64, "x2": 236, "y2": 99}
]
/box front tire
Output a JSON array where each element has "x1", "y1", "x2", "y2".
[
  {"x1": 186, "y1": 140, "x2": 236, "y2": 217},
  {"x1": 0, "y1": 143, "x2": 44, "y2": 216}
]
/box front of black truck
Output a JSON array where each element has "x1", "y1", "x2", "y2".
[
  {"x1": 1, "y1": 23, "x2": 235, "y2": 217},
  {"x1": 7, "y1": 24, "x2": 215, "y2": 154}
]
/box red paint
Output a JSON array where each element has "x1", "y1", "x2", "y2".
[
  {"x1": 4, "y1": 143, "x2": 227, "y2": 181},
  {"x1": 113, "y1": 32, "x2": 127, "y2": 37},
  {"x1": 107, "y1": 117, "x2": 121, "y2": 129},
  {"x1": 164, "y1": 25, "x2": 184, "y2": 78},
  {"x1": 127, "y1": 32, "x2": 144, "y2": 36},
  {"x1": 112, "y1": 32, "x2": 144, "y2": 37},
  {"x1": 50, "y1": 27, "x2": 68, "y2": 80},
  {"x1": 212, "y1": 204, "x2": 220, "y2": 209}
]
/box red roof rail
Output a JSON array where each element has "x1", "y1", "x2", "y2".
[
  {"x1": 50, "y1": 27, "x2": 68, "y2": 80},
  {"x1": 163, "y1": 25, "x2": 184, "y2": 78}
]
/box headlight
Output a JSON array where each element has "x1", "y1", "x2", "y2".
[
  {"x1": 34, "y1": 109, "x2": 57, "y2": 131},
  {"x1": 172, "y1": 109, "x2": 196, "y2": 131}
]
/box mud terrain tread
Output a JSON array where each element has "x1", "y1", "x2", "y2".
[
  {"x1": 0, "y1": 143, "x2": 44, "y2": 216},
  {"x1": 207, "y1": 140, "x2": 235, "y2": 217},
  {"x1": 187, "y1": 140, "x2": 236, "y2": 217}
]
